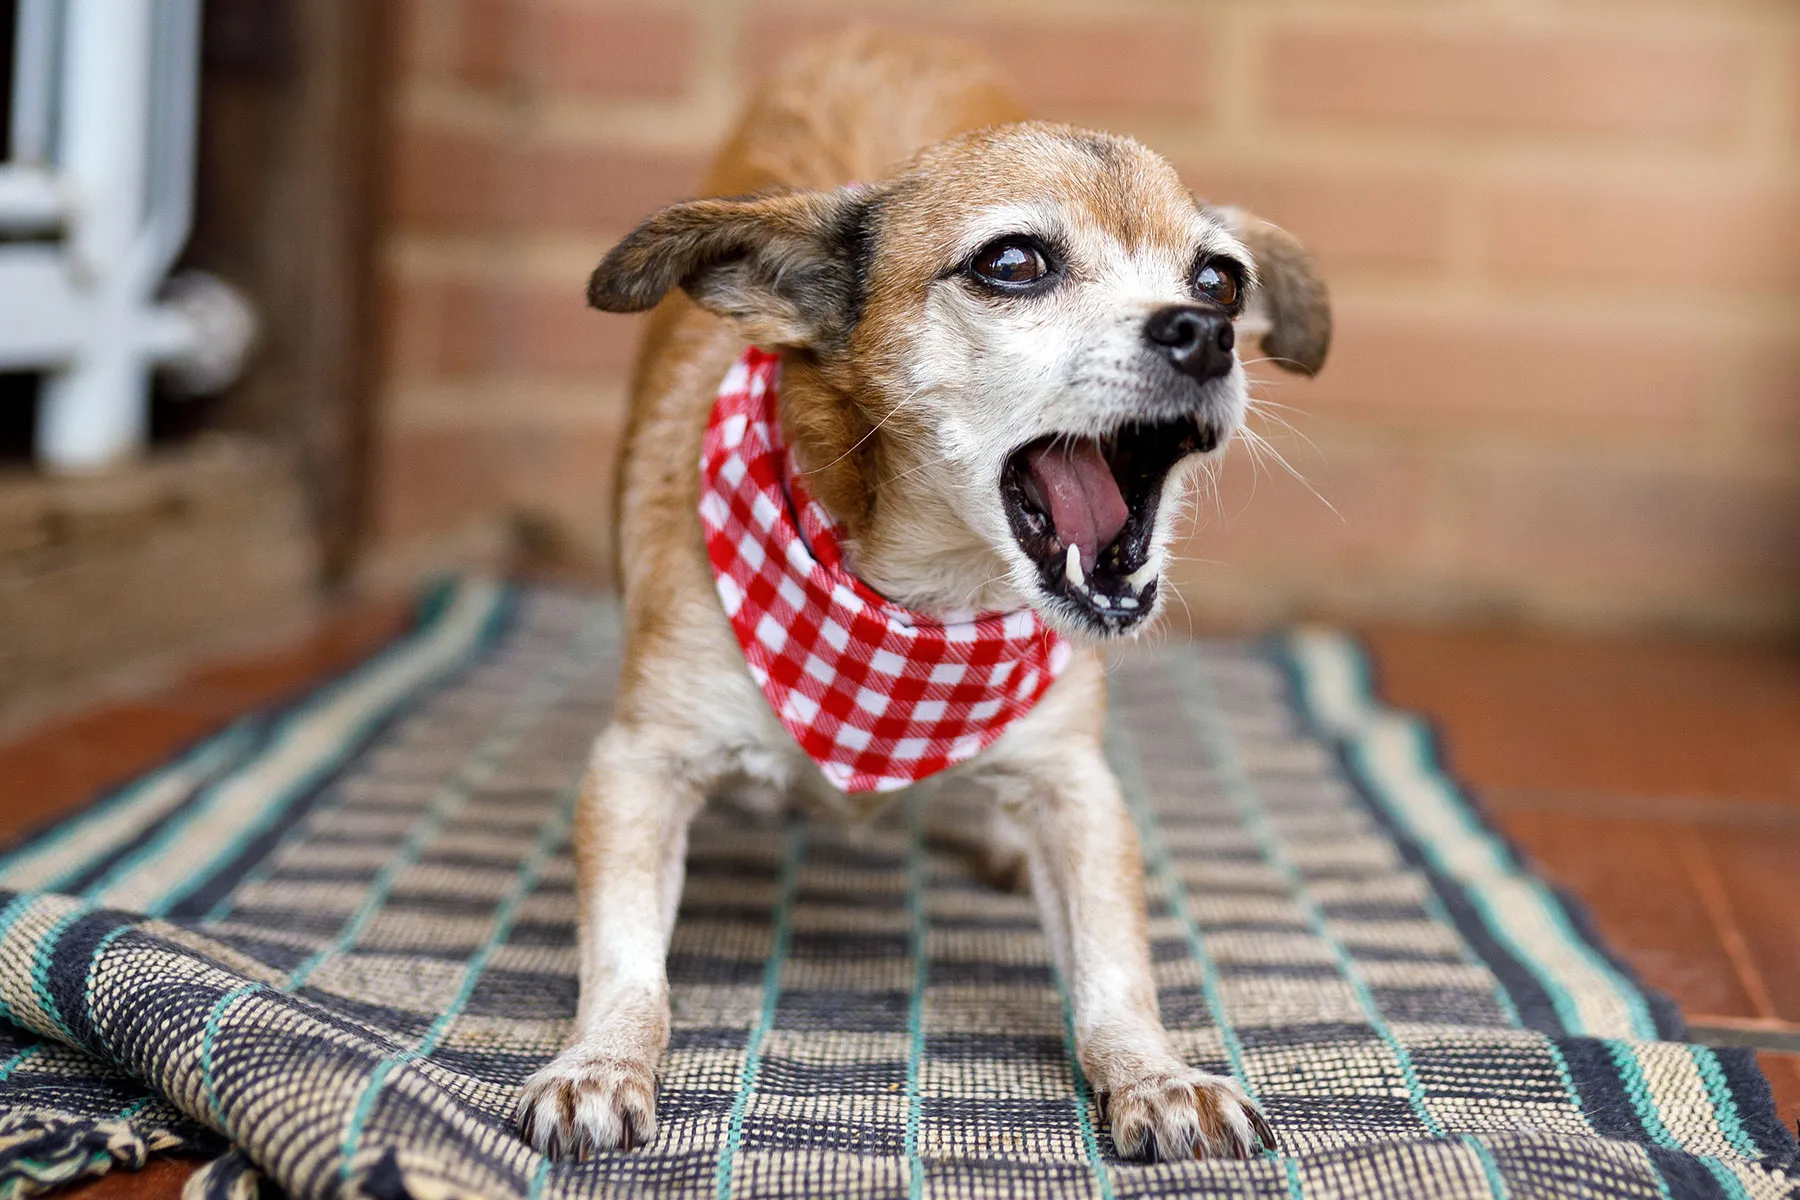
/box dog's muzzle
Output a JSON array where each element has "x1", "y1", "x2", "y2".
[{"x1": 997, "y1": 306, "x2": 1243, "y2": 637}]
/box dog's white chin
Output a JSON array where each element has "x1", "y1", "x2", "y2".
[{"x1": 1036, "y1": 594, "x2": 1165, "y2": 644}]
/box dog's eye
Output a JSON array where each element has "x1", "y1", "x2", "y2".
[
  {"x1": 1193, "y1": 261, "x2": 1241, "y2": 308},
  {"x1": 971, "y1": 239, "x2": 1050, "y2": 287}
]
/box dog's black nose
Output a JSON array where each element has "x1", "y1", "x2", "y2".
[{"x1": 1144, "y1": 305, "x2": 1235, "y2": 383}]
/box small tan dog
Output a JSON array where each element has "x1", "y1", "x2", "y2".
[{"x1": 517, "y1": 30, "x2": 1328, "y2": 1163}]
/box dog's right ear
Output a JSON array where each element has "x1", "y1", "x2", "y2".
[
  {"x1": 588, "y1": 188, "x2": 876, "y2": 351},
  {"x1": 1215, "y1": 208, "x2": 1331, "y2": 376}
]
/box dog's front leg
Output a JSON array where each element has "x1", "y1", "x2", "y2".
[
  {"x1": 516, "y1": 724, "x2": 702, "y2": 1158},
  {"x1": 999, "y1": 746, "x2": 1274, "y2": 1161}
]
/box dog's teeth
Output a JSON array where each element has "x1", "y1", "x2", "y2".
[
  {"x1": 1118, "y1": 596, "x2": 1138, "y2": 609},
  {"x1": 1064, "y1": 544, "x2": 1085, "y2": 590},
  {"x1": 1124, "y1": 551, "x2": 1162, "y2": 595}
]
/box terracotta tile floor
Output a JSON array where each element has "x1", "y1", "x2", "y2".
[{"x1": 3, "y1": 609, "x2": 1796, "y2": 1198}]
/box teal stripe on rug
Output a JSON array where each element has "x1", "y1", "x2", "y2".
[
  {"x1": 1046, "y1": 906, "x2": 1115, "y2": 1200},
  {"x1": 1167, "y1": 651, "x2": 1445, "y2": 1140},
  {"x1": 1332, "y1": 631, "x2": 1661, "y2": 1037},
  {"x1": 902, "y1": 792, "x2": 928, "y2": 1200},
  {"x1": 283, "y1": 594, "x2": 611, "y2": 986},
  {"x1": 0, "y1": 1045, "x2": 39, "y2": 1084},
  {"x1": 1104, "y1": 718, "x2": 1263, "y2": 1102},
  {"x1": 0, "y1": 723, "x2": 260, "y2": 895},
  {"x1": 1285, "y1": 630, "x2": 1660, "y2": 1041},
  {"x1": 337, "y1": 741, "x2": 585, "y2": 1186},
  {"x1": 1463, "y1": 1134, "x2": 1511, "y2": 1200},
  {"x1": 90, "y1": 579, "x2": 508, "y2": 917},
  {"x1": 715, "y1": 821, "x2": 804, "y2": 1200},
  {"x1": 28, "y1": 905, "x2": 94, "y2": 1045},
  {"x1": 199, "y1": 983, "x2": 266, "y2": 1133},
  {"x1": 1689, "y1": 1046, "x2": 1759, "y2": 1162},
  {"x1": 0, "y1": 576, "x2": 472, "y2": 895},
  {"x1": 1105, "y1": 715, "x2": 1297, "y2": 1196},
  {"x1": 327, "y1": 599, "x2": 616, "y2": 1187}
]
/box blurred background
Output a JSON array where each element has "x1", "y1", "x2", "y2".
[{"x1": 2, "y1": 0, "x2": 1798, "y2": 730}]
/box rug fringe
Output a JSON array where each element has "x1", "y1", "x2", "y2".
[
  {"x1": 182, "y1": 1150, "x2": 265, "y2": 1200},
  {"x1": 0, "y1": 1111, "x2": 163, "y2": 1200}
]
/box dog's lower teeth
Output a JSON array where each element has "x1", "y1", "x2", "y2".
[{"x1": 1064, "y1": 544, "x2": 1085, "y2": 590}]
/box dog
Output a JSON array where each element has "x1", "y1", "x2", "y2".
[{"x1": 515, "y1": 29, "x2": 1329, "y2": 1163}]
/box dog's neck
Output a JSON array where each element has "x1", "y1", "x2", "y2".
[{"x1": 776, "y1": 356, "x2": 1025, "y2": 616}]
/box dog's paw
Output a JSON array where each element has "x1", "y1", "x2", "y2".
[
  {"x1": 516, "y1": 1049, "x2": 657, "y2": 1159},
  {"x1": 1099, "y1": 1069, "x2": 1275, "y2": 1161}
]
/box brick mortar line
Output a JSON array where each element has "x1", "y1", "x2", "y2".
[
  {"x1": 382, "y1": 395, "x2": 629, "y2": 434},
  {"x1": 398, "y1": 83, "x2": 735, "y2": 151},
  {"x1": 382, "y1": 237, "x2": 632, "y2": 277},
  {"x1": 690, "y1": 0, "x2": 752, "y2": 120}
]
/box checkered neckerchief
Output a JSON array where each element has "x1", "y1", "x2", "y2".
[{"x1": 698, "y1": 347, "x2": 1072, "y2": 793}]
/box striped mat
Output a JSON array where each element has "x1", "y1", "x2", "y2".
[{"x1": 0, "y1": 580, "x2": 1793, "y2": 1200}]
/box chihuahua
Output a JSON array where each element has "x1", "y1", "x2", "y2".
[{"x1": 516, "y1": 29, "x2": 1328, "y2": 1163}]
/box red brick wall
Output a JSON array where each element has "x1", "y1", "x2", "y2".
[{"x1": 371, "y1": 0, "x2": 1800, "y2": 635}]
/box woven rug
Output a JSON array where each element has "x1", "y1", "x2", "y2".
[{"x1": 0, "y1": 580, "x2": 1793, "y2": 1200}]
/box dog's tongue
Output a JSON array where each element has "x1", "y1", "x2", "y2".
[{"x1": 1023, "y1": 439, "x2": 1129, "y2": 574}]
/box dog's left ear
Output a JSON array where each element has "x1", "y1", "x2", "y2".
[
  {"x1": 1217, "y1": 209, "x2": 1331, "y2": 376},
  {"x1": 587, "y1": 188, "x2": 874, "y2": 351}
]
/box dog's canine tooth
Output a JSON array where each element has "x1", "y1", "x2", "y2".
[
  {"x1": 1125, "y1": 551, "x2": 1162, "y2": 595},
  {"x1": 1064, "y1": 544, "x2": 1085, "y2": 590}
]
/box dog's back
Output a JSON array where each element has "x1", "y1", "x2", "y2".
[{"x1": 707, "y1": 29, "x2": 1025, "y2": 195}]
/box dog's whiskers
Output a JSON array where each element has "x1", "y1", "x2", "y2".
[
  {"x1": 1240, "y1": 394, "x2": 1314, "y2": 417},
  {"x1": 1166, "y1": 573, "x2": 1195, "y2": 634},
  {"x1": 801, "y1": 381, "x2": 931, "y2": 477},
  {"x1": 958, "y1": 570, "x2": 1017, "y2": 610},
  {"x1": 1237, "y1": 353, "x2": 1314, "y2": 373},
  {"x1": 1246, "y1": 406, "x2": 1313, "y2": 445},
  {"x1": 875, "y1": 448, "x2": 969, "y2": 493},
  {"x1": 1244, "y1": 393, "x2": 1320, "y2": 452},
  {"x1": 1236, "y1": 425, "x2": 1341, "y2": 521}
]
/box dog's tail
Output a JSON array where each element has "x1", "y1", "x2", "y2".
[{"x1": 706, "y1": 27, "x2": 1026, "y2": 195}]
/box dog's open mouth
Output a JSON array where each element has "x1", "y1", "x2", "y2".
[{"x1": 1000, "y1": 415, "x2": 1219, "y2": 632}]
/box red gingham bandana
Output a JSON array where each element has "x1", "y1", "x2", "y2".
[{"x1": 699, "y1": 347, "x2": 1072, "y2": 793}]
